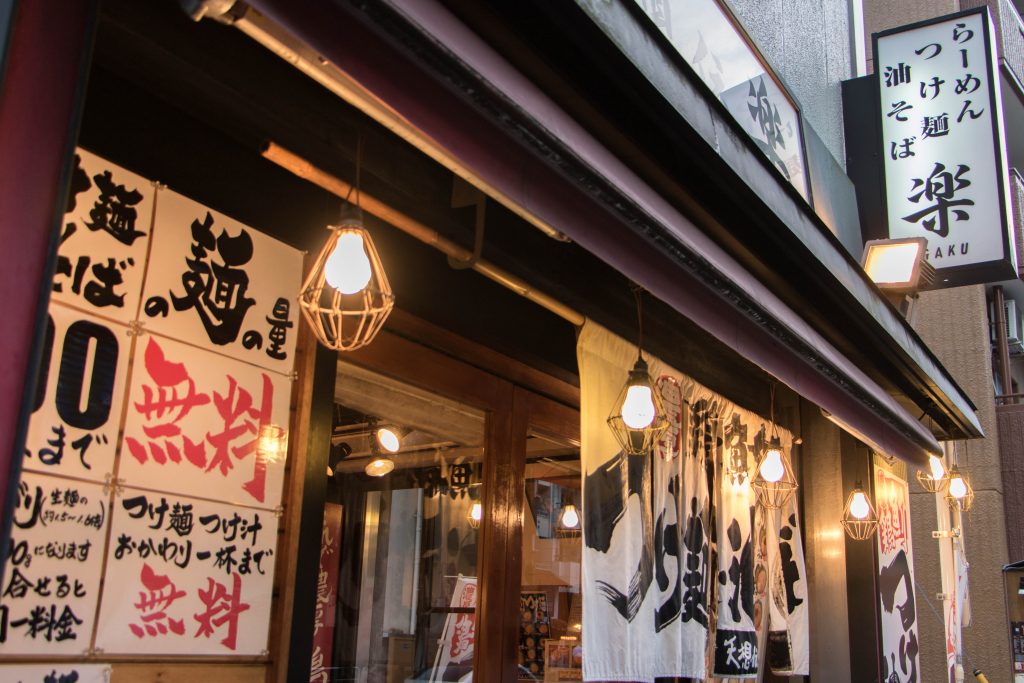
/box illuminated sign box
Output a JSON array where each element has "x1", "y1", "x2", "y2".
[{"x1": 874, "y1": 7, "x2": 1017, "y2": 287}]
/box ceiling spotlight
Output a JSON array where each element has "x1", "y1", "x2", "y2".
[
  {"x1": 365, "y1": 457, "x2": 395, "y2": 477},
  {"x1": 375, "y1": 425, "x2": 409, "y2": 453}
]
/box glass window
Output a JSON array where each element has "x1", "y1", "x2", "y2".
[
  {"x1": 325, "y1": 361, "x2": 486, "y2": 682},
  {"x1": 518, "y1": 433, "x2": 582, "y2": 680},
  {"x1": 636, "y1": 0, "x2": 810, "y2": 200}
]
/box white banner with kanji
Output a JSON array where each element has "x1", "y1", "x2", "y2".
[
  {"x1": 94, "y1": 488, "x2": 278, "y2": 655},
  {"x1": 119, "y1": 334, "x2": 291, "y2": 509},
  {"x1": 0, "y1": 664, "x2": 111, "y2": 683},
  {"x1": 0, "y1": 472, "x2": 108, "y2": 655}
]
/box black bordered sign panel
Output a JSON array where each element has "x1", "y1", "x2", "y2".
[{"x1": 874, "y1": 7, "x2": 1017, "y2": 287}]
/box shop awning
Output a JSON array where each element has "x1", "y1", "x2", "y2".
[{"x1": 239, "y1": 0, "x2": 982, "y2": 464}]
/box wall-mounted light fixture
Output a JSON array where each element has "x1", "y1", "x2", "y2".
[
  {"x1": 861, "y1": 236, "x2": 935, "y2": 315},
  {"x1": 608, "y1": 287, "x2": 668, "y2": 456},
  {"x1": 841, "y1": 482, "x2": 879, "y2": 540}
]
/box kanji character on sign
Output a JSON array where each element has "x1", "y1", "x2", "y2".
[
  {"x1": 902, "y1": 162, "x2": 974, "y2": 237},
  {"x1": 194, "y1": 572, "x2": 250, "y2": 650},
  {"x1": 130, "y1": 562, "x2": 186, "y2": 638}
]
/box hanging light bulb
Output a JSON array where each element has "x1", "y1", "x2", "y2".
[
  {"x1": 758, "y1": 445, "x2": 785, "y2": 483},
  {"x1": 948, "y1": 474, "x2": 967, "y2": 498},
  {"x1": 364, "y1": 457, "x2": 394, "y2": 477},
  {"x1": 621, "y1": 384, "x2": 656, "y2": 429},
  {"x1": 559, "y1": 503, "x2": 581, "y2": 530},
  {"x1": 324, "y1": 230, "x2": 372, "y2": 294},
  {"x1": 468, "y1": 502, "x2": 483, "y2": 529},
  {"x1": 842, "y1": 483, "x2": 878, "y2": 540},
  {"x1": 945, "y1": 464, "x2": 974, "y2": 511},
  {"x1": 608, "y1": 357, "x2": 669, "y2": 455},
  {"x1": 916, "y1": 453, "x2": 948, "y2": 493}
]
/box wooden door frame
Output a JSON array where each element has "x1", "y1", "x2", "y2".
[{"x1": 342, "y1": 326, "x2": 580, "y2": 683}]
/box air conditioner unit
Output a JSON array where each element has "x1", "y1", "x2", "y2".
[{"x1": 1006, "y1": 299, "x2": 1023, "y2": 353}]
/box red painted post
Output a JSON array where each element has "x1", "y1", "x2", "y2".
[{"x1": 0, "y1": 0, "x2": 97, "y2": 574}]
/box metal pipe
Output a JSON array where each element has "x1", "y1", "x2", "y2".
[
  {"x1": 994, "y1": 286, "x2": 1014, "y2": 404},
  {"x1": 409, "y1": 489, "x2": 423, "y2": 635},
  {"x1": 262, "y1": 142, "x2": 586, "y2": 326}
]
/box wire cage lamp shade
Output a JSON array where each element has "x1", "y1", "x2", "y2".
[
  {"x1": 945, "y1": 465, "x2": 975, "y2": 512},
  {"x1": 751, "y1": 433, "x2": 798, "y2": 509},
  {"x1": 607, "y1": 357, "x2": 669, "y2": 456},
  {"x1": 299, "y1": 217, "x2": 394, "y2": 352},
  {"x1": 915, "y1": 453, "x2": 948, "y2": 493},
  {"x1": 841, "y1": 484, "x2": 879, "y2": 541}
]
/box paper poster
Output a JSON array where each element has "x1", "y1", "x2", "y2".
[
  {"x1": 140, "y1": 188, "x2": 303, "y2": 375},
  {"x1": 579, "y1": 321, "x2": 797, "y2": 682},
  {"x1": 0, "y1": 664, "x2": 111, "y2": 683},
  {"x1": 53, "y1": 149, "x2": 154, "y2": 323},
  {"x1": 430, "y1": 576, "x2": 477, "y2": 682},
  {"x1": 310, "y1": 503, "x2": 343, "y2": 683},
  {"x1": 22, "y1": 304, "x2": 131, "y2": 482},
  {"x1": 875, "y1": 461, "x2": 921, "y2": 682},
  {"x1": 94, "y1": 488, "x2": 278, "y2": 655},
  {"x1": 119, "y1": 334, "x2": 291, "y2": 509},
  {"x1": 0, "y1": 472, "x2": 108, "y2": 655}
]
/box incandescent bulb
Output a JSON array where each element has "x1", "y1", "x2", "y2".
[
  {"x1": 928, "y1": 455, "x2": 945, "y2": 481},
  {"x1": 759, "y1": 448, "x2": 785, "y2": 483},
  {"x1": 621, "y1": 385, "x2": 656, "y2": 429},
  {"x1": 849, "y1": 491, "x2": 871, "y2": 519},
  {"x1": 364, "y1": 457, "x2": 394, "y2": 477},
  {"x1": 470, "y1": 503, "x2": 482, "y2": 523},
  {"x1": 376, "y1": 427, "x2": 401, "y2": 453},
  {"x1": 561, "y1": 504, "x2": 580, "y2": 529},
  {"x1": 325, "y1": 231, "x2": 372, "y2": 294},
  {"x1": 948, "y1": 475, "x2": 967, "y2": 499}
]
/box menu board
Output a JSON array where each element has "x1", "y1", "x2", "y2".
[{"x1": 3, "y1": 148, "x2": 302, "y2": 659}]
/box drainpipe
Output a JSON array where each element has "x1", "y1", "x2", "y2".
[{"x1": 993, "y1": 286, "x2": 1013, "y2": 403}]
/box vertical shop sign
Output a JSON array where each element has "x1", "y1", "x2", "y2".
[
  {"x1": 765, "y1": 494, "x2": 809, "y2": 675},
  {"x1": 53, "y1": 150, "x2": 153, "y2": 322},
  {"x1": 875, "y1": 460, "x2": 921, "y2": 682},
  {"x1": 430, "y1": 576, "x2": 477, "y2": 682},
  {"x1": 309, "y1": 503, "x2": 343, "y2": 683},
  {"x1": 875, "y1": 8, "x2": 1017, "y2": 286},
  {"x1": 140, "y1": 189, "x2": 303, "y2": 375},
  {"x1": 0, "y1": 472, "x2": 108, "y2": 655},
  {"x1": 94, "y1": 488, "x2": 278, "y2": 655},
  {"x1": 118, "y1": 335, "x2": 292, "y2": 509},
  {"x1": 0, "y1": 664, "x2": 111, "y2": 683}
]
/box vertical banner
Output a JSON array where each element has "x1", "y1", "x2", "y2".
[
  {"x1": 0, "y1": 472, "x2": 108, "y2": 655},
  {"x1": 765, "y1": 495, "x2": 809, "y2": 675},
  {"x1": 430, "y1": 576, "x2": 477, "y2": 682},
  {"x1": 875, "y1": 459, "x2": 921, "y2": 682},
  {"x1": 310, "y1": 503, "x2": 343, "y2": 683},
  {"x1": 579, "y1": 322, "x2": 801, "y2": 682},
  {"x1": 875, "y1": 8, "x2": 1017, "y2": 285},
  {"x1": 94, "y1": 488, "x2": 278, "y2": 655}
]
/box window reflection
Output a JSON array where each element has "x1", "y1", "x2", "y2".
[{"x1": 636, "y1": 0, "x2": 809, "y2": 199}]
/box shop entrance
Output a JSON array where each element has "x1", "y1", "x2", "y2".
[{"x1": 318, "y1": 323, "x2": 580, "y2": 682}]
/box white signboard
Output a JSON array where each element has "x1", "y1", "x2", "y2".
[
  {"x1": 119, "y1": 334, "x2": 291, "y2": 509},
  {"x1": 141, "y1": 188, "x2": 303, "y2": 375},
  {"x1": 94, "y1": 489, "x2": 278, "y2": 655},
  {"x1": 54, "y1": 149, "x2": 154, "y2": 323},
  {"x1": 874, "y1": 461, "x2": 921, "y2": 682},
  {"x1": 22, "y1": 304, "x2": 130, "y2": 482},
  {"x1": 0, "y1": 472, "x2": 108, "y2": 655},
  {"x1": 876, "y1": 8, "x2": 1016, "y2": 285},
  {"x1": 0, "y1": 664, "x2": 110, "y2": 683}
]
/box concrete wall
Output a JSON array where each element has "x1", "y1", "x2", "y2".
[
  {"x1": 728, "y1": 0, "x2": 854, "y2": 167},
  {"x1": 913, "y1": 285, "x2": 1012, "y2": 683},
  {"x1": 862, "y1": 0, "x2": 959, "y2": 72}
]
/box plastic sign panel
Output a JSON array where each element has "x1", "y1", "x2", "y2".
[
  {"x1": 22, "y1": 304, "x2": 130, "y2": 482},
  {"x1": 53, "y1": 150, "x2": 154, "y2": 323},
  {"x1": 0, "y1": 472, "x2": 108, "y2": 655},
  {"x1": 875, "y1": 8, "x2": 1017, "y2": 286},
  {"x1": 94, "y1": 489, "x2": 278, "y2": 655},
  {"x1": 141, "y1": 188, "x2": 303, "y2": 376},
  {"x1": 0, "y1": 664, "x2": 111, "y2": 683},
  {"x1": 119, "y1": 334, "x2": 292, "y2": 510}
]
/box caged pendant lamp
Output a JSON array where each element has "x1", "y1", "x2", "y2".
[
  {"x1": 607, "y1": 286, "x2": 668, "y2": 456},
  {"x1": 841, "y1": 482, "x2": 879, "y2": 541},
  {"x1": 751, "y1": 384, "x2": 798, "y2": 510},
  {"x1": 915, "y1": 453, "x2": 948, "y2": 493},
  {"x1": 299, "y1": 138, "x2": 394, "y2": 351},
  {"x1": 945, "y1": 464, "x2": 975, "y2": 512}
]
